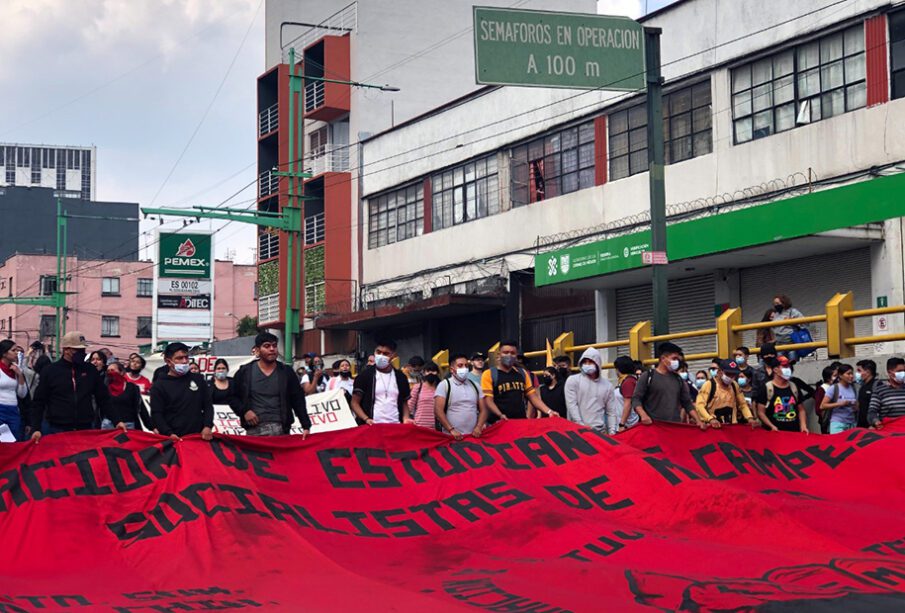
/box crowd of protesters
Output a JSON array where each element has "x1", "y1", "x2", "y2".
[{"x1": 1, "y1": 291, "x2": 904, "y2": 443}]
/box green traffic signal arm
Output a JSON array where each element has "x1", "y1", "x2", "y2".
[{"x1": 141, "y1": 206, "x2": 302, "y2": 231}]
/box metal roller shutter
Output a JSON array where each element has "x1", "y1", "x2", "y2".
[
  {"x1": 616, "y1": 275, "x2": 716, "y2": 366},
  {"x1": 739, "y1": 247, "x2": 873, "y2": 358}
]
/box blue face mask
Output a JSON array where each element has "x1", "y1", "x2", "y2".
[
  {"x1": 374, "y1": 354, "x2": 390, "y2": 370},
  {"x1": 734, "y1": 355, "x2": 746, "y2": 366},
  {"x1": 173, "y1": 363, "x2": 191, "y2": 376},
  {"x1": 738, "y1": 376, "x2": 748, "y2": 387},
  {"x1": 854, "y1": 372, "x2": 862, "y2": 384},
  {"x1": 709, "y1": 368, "x2": 718, "y2": 377},
  {"x1": 694, "y1": 379, "x2": 705, "y2": 389},
  {"x1": 679, "y1": 372, "x2": 688, "y2": 381}
]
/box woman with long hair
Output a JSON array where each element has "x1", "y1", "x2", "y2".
[
  {"x1": 0, "y1": 339, "x2": 28, "y2": 440},
  {"x1": 101, "y1": 361, "x2": 152, "y2": 432},
  {"x1": 124, "y1": 353, "x2": 152, "y2": 395},
  {"x1": 88, "y1": 350, "x2": 107, "y2": 373},
  {"x1": 210, "y1": 359, "x2": 240, "y2": 415}
]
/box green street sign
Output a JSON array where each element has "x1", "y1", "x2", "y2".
[
  {"x1": 878, "y1": 296, "x2": 888, "y2": 308},
  {"x1": 473, "y1": 7, "x2": 645, "y2": 91},
  {"x1": 158, "y1": 232, "x2": 212, "y2": 279}
]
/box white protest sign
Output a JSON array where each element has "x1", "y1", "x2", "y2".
[{"x1": 211, "y1": 387, "x2": 357, "y2": 436}]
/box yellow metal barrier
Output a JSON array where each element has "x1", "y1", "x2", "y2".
[{"x1": 432, "y1": 349, "x2": 449, "y2": 375}]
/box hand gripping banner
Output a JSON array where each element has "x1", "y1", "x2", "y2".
[{"x1": 1, "y1": 419, "x2": 904, "y2": 611}]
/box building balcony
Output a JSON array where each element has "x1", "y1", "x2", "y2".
[
  {"x1": 258, "y1": 292, "x2": 280, "y2": 325},
  {"x1": 258, "y1": 169, "x2": 279, "y2": 199},
  {"x1": 304, "y1": 146, "x2": 350, "y2": 177},
  {"x1": 258, "y1": 231, "x2": 279, "y2": 261},
  {"x1": 302, "y1": 34, "x2": 351, "y2": 122},
  {"x1": 258, "y1": 103, "x2": 278, "y2": 137},
  {"x1": 304, "y1": 212, "x2": 325, "y2": 245}
]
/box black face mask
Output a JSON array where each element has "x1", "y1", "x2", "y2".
[
  {"x1": 71, "y1": 350, "x2": 87, "y2": 363},
  {"x1": 774, "y1": 304, "x2": 784, "y2": 313},
  {"x1": 340, "y1": 371, "x2": 351, "y2": 378},
  {"x1": 539, "y1": 375, "x2": 552, "y2": 386},
  {"x1": 424, "y1": 374, "x2": 441, "y2": 386},
  {"x1": 557, "y1": 367, "x2": 570, "y2": 380}
]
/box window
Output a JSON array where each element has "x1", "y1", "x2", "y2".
[
  {"x1": 136, "y1": 316, "x2": 152, "y2": 338},
  {"x1": 510, "y1": 122, "x2": 594, "y2": 206},
  {"x1": 367, "y1": 183, "x2": 424, "y2": 249},
  {"x1": 102, "y1": 277, "x2": 120, "y2": 296},
  {"x1": 431, "y1": 155, "x2": 500, "y2": 230},
  {"x1": 101, "y1": 316, "x2": 120, "y2": 337},
  {"x1": 309, "y1": 127, "x2": 328, "y2": 157},
  {"x1": 732, "y1": 24, "x2": 865, "y2": 144},
  {"x1": 39, "y1": 275, "x2": 57, "y2": 297},
  {"x1": 608, "y1": 81, "x2": 712, "y2": 180},
  {"x1": 136, "y1": 278, "x2": 153, "y2": 297},
  {"x1": 40, "y1": 315, "x2": 56, "y2": 338},
  {"x1": 892, "y1": 9, "x2": 905, "y2": 100},
  {"x1": 305, "y1": 282, "x2": 325, "y2": 313}
]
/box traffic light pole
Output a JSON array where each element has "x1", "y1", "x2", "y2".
[{"x1": 645, "y1": 27, "x2": 669, "y2": 337}]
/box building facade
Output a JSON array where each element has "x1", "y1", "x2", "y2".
[
  {"x1": 0, "y1": 143, "x2": 96, "y2": 200},
  {"x1": 0, "y1": 254, "x2": 258, "y2": 356},
  {"x1": 342, "y1": 0, "x2": 905, "y2": 362},
  {"x1": 256, "y1": 0, "x2": 593, "y2": 358}
]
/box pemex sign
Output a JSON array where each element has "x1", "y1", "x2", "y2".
[
  {"x1": 473, "y1": 7, "x2": 645, "y2": 91},
  {"x1": 158, "y1": 233, "x2": 212, "y2": 279}
]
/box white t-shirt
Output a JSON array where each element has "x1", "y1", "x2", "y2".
[
  {"x1": 0, "y1": 369, "x2": 27, "y2": 406},
  {"x1": 373, "y1": 369, "x2": 400, "y2": 423},
  {"x1": 328, "y1": 375, "x2": 354, "y2": 396}
]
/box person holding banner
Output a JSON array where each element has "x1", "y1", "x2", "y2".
[
  {"x1": 150, "y1": 342, "x2": 214, "y2": 441},
  {"x1": 234, "y1": 333, "x2": 310, "y2": 438},
  {"x1": 435, "y1": 353, "x2": 486, "y2": 439},
  {"x1": 101, "y1": 361, "x2": 152, "y2": 432},
  {"x1": 351, "y1": 338, "x2": 412, "y2": 425}
]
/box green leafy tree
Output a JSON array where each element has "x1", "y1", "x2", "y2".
[{"x1": 235, "y1": 315, "x2": 259, "y2": 337}]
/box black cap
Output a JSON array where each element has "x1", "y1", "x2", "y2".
[
  {"x1": 719, "y1": 359, "x2": 741, "y2": 375},
  {"x1": 470, "y1": 352, "x2": 486, "y2": 360}
]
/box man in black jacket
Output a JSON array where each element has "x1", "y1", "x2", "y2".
[
  {"x1": 30, "y1": 331, "x2": 110, "y2": 442},
  {"x1": 150, "y1": 342, "x2": 214, "y2": 440},
  {"x1": 351, "y1": 338, "x2": 412, "y2": 425},
  {"x1": 233, "y1": 332, "x2": 310, "y2": 438}
]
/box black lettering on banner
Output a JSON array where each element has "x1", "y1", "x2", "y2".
[
  {"x1": 388, "y1": 450, "x2": 428, "y2": 483},
  {"x1": 642, "y1": 455, "x2": 702, "y2": 486},
  {"x1": 60, "y1": 449, "x2": 112, "y2": 496},
  {"x1": 548, "y1": 430, "x2": 600, "y2": 460},
  {"x1": 690, "y1": 444, "x2": 737, "y2": 480},
  {"x1": 332, "y1": 510, "x2": 388, "y2": 538},
  {"x1": 0, "y1": 468, "x2": 27, "y2": 512},
  {"x1": 354, "y1": 448, "x2": 401, "y2": 488},
  {"x1": 103, "y1": 447, "x2": 154, "y2": 492},
  {"x1": 181, "y1": 483, "x2": 229, "y2": 518},
  {"x1": 0, "y1": 603, "x2": 29, "y2": 613},
  {"x1": 20, "y1": 460, "x2": 69, "y2": 501},
  {"x1": 850, "y1": 429, "x2": 884, "y2": 448},
  {"x1": 577, "y1": 474, "x2": 633, "y2": 511},
  {"x1": 443, "y1": 577, "x2": 572, "y2": 613},
  {"x1": 546, "y1": 485, "x2": 592, "y2": 510},
  {"x1": 476, "y1": 482, "x2": 533, "y2": 509},
  {"x1": 485, "y1": 442, "x2": 531, "y2": 470},
  {"x1": 422, "y1": 446, "x2": 467, "y2": 478},
  {"x1": 449, "y1": 442, "x2": 495, "y2": 469},
  {"x1": 242, "y1": 448, "x2": 288, "y2": 482},
  {"x1": 217, "y1": 484, "x2": 269, "y2": 518},
  {"x1": 12, "y1": 597, "x2": 45, "y2": 608},
  {"x1": 778, "y1": 450, "x2": 815, "y2": 479},
  {"x1": 861, "y1": 536, "x2": 905, "y2": 557},
  {"x1": 860, "y1": 566, "x2": 905, "y2": 587},
  {"x1": 410, "y1": 501, "x2": 456, "y2": 531},
  {"x1": 107, "y1": 511, "x2": 162, "y2": 542},
  {"x1": 372, "y1": 508, "x2": 429, "y2": 537},
  {"x1": 748, "y1": 449, "x2": 796, "y2": 480},
  {"x1": 258, "y1": 492, "x2": 307, "y2": 526},
  {"x1": 442, "y1": 490, "x2": 500, "y2": 522},
  {"x1": 717, "y1": 442, "x2": 765, "y2": 477},
  {"x1": 123, "y1": 588, "x2": 232, "y2": 601},
  {"x1": 317, "y1": 448, "x2": 364, "y2": 489},
  {"x1": 514, "y1": 436, "x2": 567, "y2": 468},
  {"x1": 806, "y1": 443, "x2": 855, "y2": 470},
  {"x1": 149, "y1": 493, "x2": 200, "y2": 533},
  {"x1": 138, "y1": 440, "x2": 181, "y2": 479},
  {"x1": 579, "y1": 427, "x2": 620, "y2": 447},
  {"x1": 53, "y1": 595, "x2": 91, "y2": 606},
  {"x1": 209, "y1": 439, "x2": 287, "y2": 482},
  {"x1": 563, "y1": 529, "x2": 646, "y2": 561},
  {"x1": 294, "y1": 505, "x2": 347, "y2": 534}
]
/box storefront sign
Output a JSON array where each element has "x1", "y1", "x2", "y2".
[
  {"x1": 157, "y1": 294, "x2": 211, "y2": 310},
  {"x1": 158, "y1": 233, "x2": 212, "y2": 278}
]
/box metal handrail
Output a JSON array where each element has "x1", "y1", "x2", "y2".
[
  {"x1": 304, "y1": 80, "x2": 325, "y2": 113},
  {"x1": 305, "y1": 146, "x2": 351, "y2": 176},
  {"x1": 843, "y1": 305, "x2": 905, "y2": 318},
  {"x1": 305, "y1": 212, "x2": 325, "y2": 245},
  {"x1": 644, "y1": 328, "x2": 718, "y2": 343},
  {"x1": 258, "y1": 103, "x2": 278, "y2": 136},
  {"x1": 569, "y1": 340, "x2": 630, "y2": 352},
  {"x1": 258, "y1": 170, "x2": 279, "y2": 198},
  {"x1": 733, "y1": 315, "x2": 826, "y2": 332},
  {"x1": 283, "y1": 2, "x2": 357, "y2": 61}
]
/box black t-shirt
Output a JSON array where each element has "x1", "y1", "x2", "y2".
[
  {"x1": 484, "y1": 367, "x2": 534, "y2": 419},
  {"x1": 857, "y1": 378, "x2": 876, "y2": 428},
  {"x1": 540, "y1": 382, "x2": 567, "y2": 418},
  {"x1": 756, "y1": 383, "x2": 802, "y2": 432},
  {"x1": 150, "y1": 373, "x2": 214, "y2": 436}
]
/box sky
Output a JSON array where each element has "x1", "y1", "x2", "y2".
[{"x1": 0, "y1": 0, "x2": 676, "y2": 265}]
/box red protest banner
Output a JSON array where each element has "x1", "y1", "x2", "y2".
[{"x1": 1, "y1": 419, "x2": 904, "y2": 611}]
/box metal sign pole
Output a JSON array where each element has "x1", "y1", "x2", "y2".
[{"x1": 645, "y1": 27, "x2": 669, "y2": 337}]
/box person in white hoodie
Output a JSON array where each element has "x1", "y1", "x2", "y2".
[{"x1": 564, "y1": 347, "x2": 622, "y2": 433}]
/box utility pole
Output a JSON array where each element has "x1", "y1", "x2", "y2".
[{"x1": 645, "y1": 27, "x2": 669, "y2": 337}]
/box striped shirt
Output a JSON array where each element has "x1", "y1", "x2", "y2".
[{"x1": 867, "y1": 381, "x2": 905, "y2": 425}]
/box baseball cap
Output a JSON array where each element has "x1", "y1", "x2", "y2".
[
  {"x1": 60, "y1": 331, "x2": 88, "y2": 349},
  {"x1": 470, "y1": 352, "x2": 486, "y2": 361},
  {"x1": 776, "y1": 355, "x2": 791, "y2": 366},
  {"x1": 719, "y1": 359, "x2": 741, "y2": 375}
]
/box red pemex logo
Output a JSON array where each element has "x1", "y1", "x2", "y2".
[{"x1": 175, "y1": 239, "x2": 196, "y2": 258}]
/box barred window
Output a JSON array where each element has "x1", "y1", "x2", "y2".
[
  {"x1": 368, "y1": 184, "x2": 424, "y2": 249},
  {"x1": 608, "y1": 80, "x2": 712, "y2": 180},
  {"x1": 431, "y1": 155, "x2": 499, "y2": 230},
  {"x1": 137, "y1": 278, "x2": 153, "y2": 297},
  {"x1": 136, "y1": 317, "x2": 152, "y2": 338},
  {"x1": 510, "y1": 122, "x2": 594, "y2": 206},
  {"x1": 732, "y1": 24, "x2": 865, "y2": 144},
  {"x1": 892, "y1": 9, "x2": 905, "y2": 100}
]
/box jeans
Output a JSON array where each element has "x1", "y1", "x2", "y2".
[
  {"x1": 245, "y1": 422, "x2": 284, "y2": 436},
  {"x1": 101, "y1": 419, "x2": 136, "y2": 430},
  {"x1": 0, "y1": 404, "x2": 22, "y2": 441},
  {"x1": 829, "y1": 420, "x2": 856, "y2": 434}
]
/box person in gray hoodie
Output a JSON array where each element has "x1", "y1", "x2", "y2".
[{"x1": 564, "y1": 347, "x2": 621, "y2": 432}]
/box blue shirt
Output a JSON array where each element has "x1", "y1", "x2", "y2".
[{"x1": 829, "y1": 383, "x2": 857, "y2": 425}]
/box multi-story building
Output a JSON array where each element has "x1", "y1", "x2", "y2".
[
  {"x1": 0, "y1": 143, "x2": 96, "y2": 200},
  {"x1": 334, "y1": 0, "x2": 905, "y2": 362},
  {"x1": 0, "y1": 254, "x2": 257, "y2": 356},
  {"x1": 255, "y1": 0, "x2": 593, "y2": 358}
]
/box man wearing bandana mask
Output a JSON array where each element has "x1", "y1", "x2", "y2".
[{"x1": 29, "y1": 331, "x2": 111, "y2": 442}]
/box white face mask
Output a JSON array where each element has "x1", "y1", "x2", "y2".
[
  {"x1": 173, "y1": 363, "x2": 191, "y2": 376},
  {"x1": 668, "y1": 359, "x2": 680, "y2": 372},
  {"x1": 374, "y1": 354, "x2": 390, "y2": 370},
  {"x1": 721, "y1": 374, "x2": 733, "y2": 385},
  {"x1": 581, "y1": 363, "x2": 597, "y2": 376},
  {"x1": 780, "y1": 367, "x2": 793, "y2": 380},
  {"x1": 895, "y1": 371, "x2": 905, "y2": 384},
  {"x1": 694, "y1": 379, "x2": 705, "y2": 389},
  {"x1": 679, "y1": 372, "x2": 688, "y2": 381},
  {"x1": 454, "y1": 367, "x2": 469, "y2": 380},
  {"x1": 734, "y1": 355, "x2": 746, "y2": 365}
]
